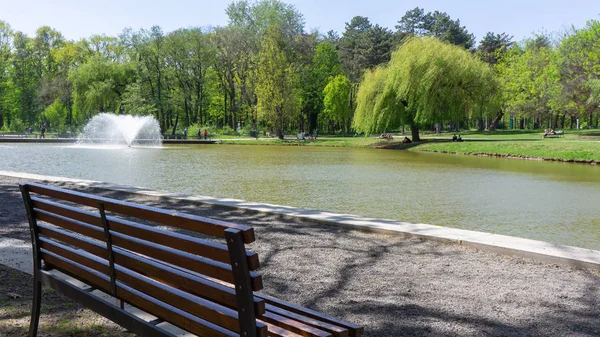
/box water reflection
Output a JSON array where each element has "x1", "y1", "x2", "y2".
[{"x1": 1, "y1": 143, "x2": 599, "y2": 249}]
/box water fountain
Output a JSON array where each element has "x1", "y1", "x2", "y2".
[{"x1": 77, "y1": 113, "x2": 162, "y2": 147}]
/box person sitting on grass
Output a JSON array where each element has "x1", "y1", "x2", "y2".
[
  {"x1": 457, "y1": 135, "x2": 463, "y2": 142},
  {"x1": 543, "y1": 129, "x2": 549, "y2": 138},
  {"x1": 452, "y1": 134, "x2": 458, "y2": 142}
]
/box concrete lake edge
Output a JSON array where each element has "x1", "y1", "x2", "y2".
[{"x1": 1, "y1": 169, "x2": 599, "y2": 271}]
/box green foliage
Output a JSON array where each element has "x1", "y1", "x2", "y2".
[
  {"x1": 557, "y1": 20, "x2": 600, "y2": 126},
  {"x1": 253, "y1": 26, "x2": 299, "y2": 138},
  {"x1": 0, "y1": 6, "x2": 598, "y2": 137},
  {"x1": 354, "y1": 37, "x2": 496, "y2": 138},
  {"x1": 8, "y1": 117, "x2": 25, "y2": 132},
  {"x1": 43, "y1": 99, "x2": 68, "y2": 132},
  {"x1": 495, "y1": 37, "x2": 563, "y2": 125},
  {"x1": 587, "y1": 79, "x2": 600, "y2": 106},
  {"x1": 396, "y1": 8, "x2": 475, "y2": 49},
  {"x1": 339, "y1": 16, "x2": 396, "y2": 83},
  {"x1": 477, "y1": 32, "x2": 514, "y2": 65},
  {"x1": 69, "y1": 54, "x2": 133, "y2": 124},
  {"x1": 323, "y1": 75, "x2": 352, "y2": 132},
  {"x1": 121, "y1": 82, "x2": 157, "y2": 116}
]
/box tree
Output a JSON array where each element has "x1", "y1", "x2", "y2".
[
  {"x1": 496, "y1": 38, "x2": 563, "y2": 130},
  {"x1": 323, "y1": 75, "x2": 352, "y2": 134},
  {"x1": 0, "y1": 21, "x2": 13, "y2": 129},
  {"x1": 558, "y1": 20, "x2": 600, "y2": 128},
  {"x1": 354, "y1": 37, "x2": 496, "y2": 140},
  {"x1": 43, "y1": 99, "x2": 68, "y2": 131},
  {"x1": 302, "y1": 42, "x2": 341, "y2": 132},
  {"x1": 253, "y1": 26, "x2": 299, "y2": 138},
  {"x1": 213, "y1": 26, "x2": 256, "y2": 130},
  {"x1": 69, "y1": 54, "x2": 133, "y2": 124},
  {"x1": 11, "y1": 31, "x2": 39, "y2": 127},
  {"x1": 339, "y1": 16, "x2": 372, "y2": 82},
  {"x1": 365, "y1": 25, "x2": 395, "y2": 68},
  {"x1": 477, "y1": 32, "x2": 514, "y2": 65},
  {"x1": 227, "y1": 0, "x2": 305, "y2": 40},
  {"x1": 587, "y1": 79, "x2": 600, "y2": 106},
  {"x1": 396, "y1": 8, "x2": 475, "y2": 49}
]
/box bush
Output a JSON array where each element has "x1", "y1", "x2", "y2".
[
  {"x1": 9, "y1": 117, "x2": 25, "y2": 133},
  {"x1": 44, "y1": 100, "x2": 68, "y2": 133},
  {"x1": 219, "y1": 125, "x2": 235, "y2": 136}
]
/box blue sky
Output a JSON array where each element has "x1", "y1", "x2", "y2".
[{"x1": 1, "y1": 0, "x2": 599, "y2": 43}]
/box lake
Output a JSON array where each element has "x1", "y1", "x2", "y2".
[{"x1": 1, "y1": 143, "x2": 599, "y2": 250}]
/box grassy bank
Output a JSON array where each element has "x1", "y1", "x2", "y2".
[
  {"x1": 412, "y1": 130, "x2": 600, "y2": 162},
  {"x1": 413, "y1": 140, "x2": 600, "y2": 162},
  {"x1": 215, "y1": 129, "x2": 600, "y2": 163}
]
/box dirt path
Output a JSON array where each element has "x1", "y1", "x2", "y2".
[{"x1": 2, "y1": 174, "x2": 600, "y2": 336}]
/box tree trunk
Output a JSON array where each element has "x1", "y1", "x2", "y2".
[
  {"x1": 410, "y1": 123, "x2": 420, "y2": 142},
  {"x1": 184, "y1": 97, "x2": 190, "y2": 127},
  {"x1": 171, "y1": 112, "x2": 179, "y2": 135},
  {"x1": 489, "y1": 110, "x2": 504, "y2": 131}
]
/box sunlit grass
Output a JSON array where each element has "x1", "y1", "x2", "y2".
[{"x1": 413, "y1": 139, "x2": 600, "y2": 161}]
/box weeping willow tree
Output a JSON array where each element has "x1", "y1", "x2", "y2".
[{"x1": 353, "y1": 37, "x2": 498, "y2": 141}]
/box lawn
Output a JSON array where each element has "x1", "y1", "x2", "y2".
[{"x1": 213, "y1": 129, "x2": 600, "y2": 162}]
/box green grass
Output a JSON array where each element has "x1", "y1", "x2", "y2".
[
  {"x1": 413, "y1": 140, "x2": 600, "y2": 161},
  {"x1": 212, "y1": 129, "x2": 600, "y2": 162}
]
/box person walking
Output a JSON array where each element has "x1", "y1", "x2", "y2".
[
  {"x1": 183, "y1": 127, "x2": 188, "y2": 139},
  {"x1": 203, "y1": 129, "x2": 208, "y2": 140}
]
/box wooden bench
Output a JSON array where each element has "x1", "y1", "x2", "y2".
[
  {"x1": 20, "y1": 182, "x2": 363, "y2": 337},
  {"x1": 543, "y1": 131, "x2": 564, "y2": 138}
]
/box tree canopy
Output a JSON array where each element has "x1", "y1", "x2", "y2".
[
  {"x1": 354, "y1": 37, "x2": 496, "y2": 140},
  {"x1": 0, "y1": 2, "x2": 599, "y2": 137}
]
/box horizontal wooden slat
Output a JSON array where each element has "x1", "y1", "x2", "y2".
[
  {"x1": 39, "y1": 250, "x2": 111, "y2": 293},
  {"x1": 32, "y1": 197, "x2": 102, "y2": 228},
  {"x1": 37, "y1": 223, "x2": 108, "y2": 258},
  {"x1": 32, "y1": 196, "x2": 260, "y2": 270},
  {"x1": 262, "y1": 321, "x2": 304, "y2": 337},
  {"x1": 116, "y1": 281, "x2": 269, "y2": 337},
  {"x1": 110, "y1": 232, "x2": 237, "y2": 285},
  {"x1": 260, "y1": 311, "x2": 331, "y2": 337},
  {"x1": 256, "y1": 293, "x2": 364, "y2": 337},
  {"x1": 115, "y1": 266, "x2": 242, "y2": 333},
  {"x1": 114, "y1": 248, "x2": 265, "y2": 315},
  {"x1": 107, "y1": 216, "x2": 259, "y2": 270},
  {"x1": 34, "y1": 208, "x2": 105, "y2": 241},
  {"x1": 26, "y1": 182, "x2": 256, "y2": 243},
  {"x1": 265, "y1": 305, "x2": 348, "y2": 337},
  {"x1": 39, "y1": 238, "x2": 110, "y2": 276}
]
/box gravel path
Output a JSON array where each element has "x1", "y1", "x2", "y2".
[{"x1": 1, "y1": 174, "x2": 600, "y2": 337}]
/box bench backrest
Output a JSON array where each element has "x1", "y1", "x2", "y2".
[{"x1": 20, "y1": 182, "x2": 267, "y2": 337}]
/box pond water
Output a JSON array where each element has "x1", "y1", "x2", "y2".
[{"x1": 1, "y1": 143, "x2": 599, "y2": 250}]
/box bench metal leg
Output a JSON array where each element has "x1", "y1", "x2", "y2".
[{"x1": 28, "y1": 275, "x2": 42, "y2": 337}]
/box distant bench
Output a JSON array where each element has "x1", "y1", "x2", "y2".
[
  {"x1": 0, "y1": 132, "x2": 25, "y2": 139},
  {"x1": 543, "y1": 131, "x2": 564, "y2": 138},
  {"x1": 20, "y1": 182, "x2": 363, "y2": 337}
]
